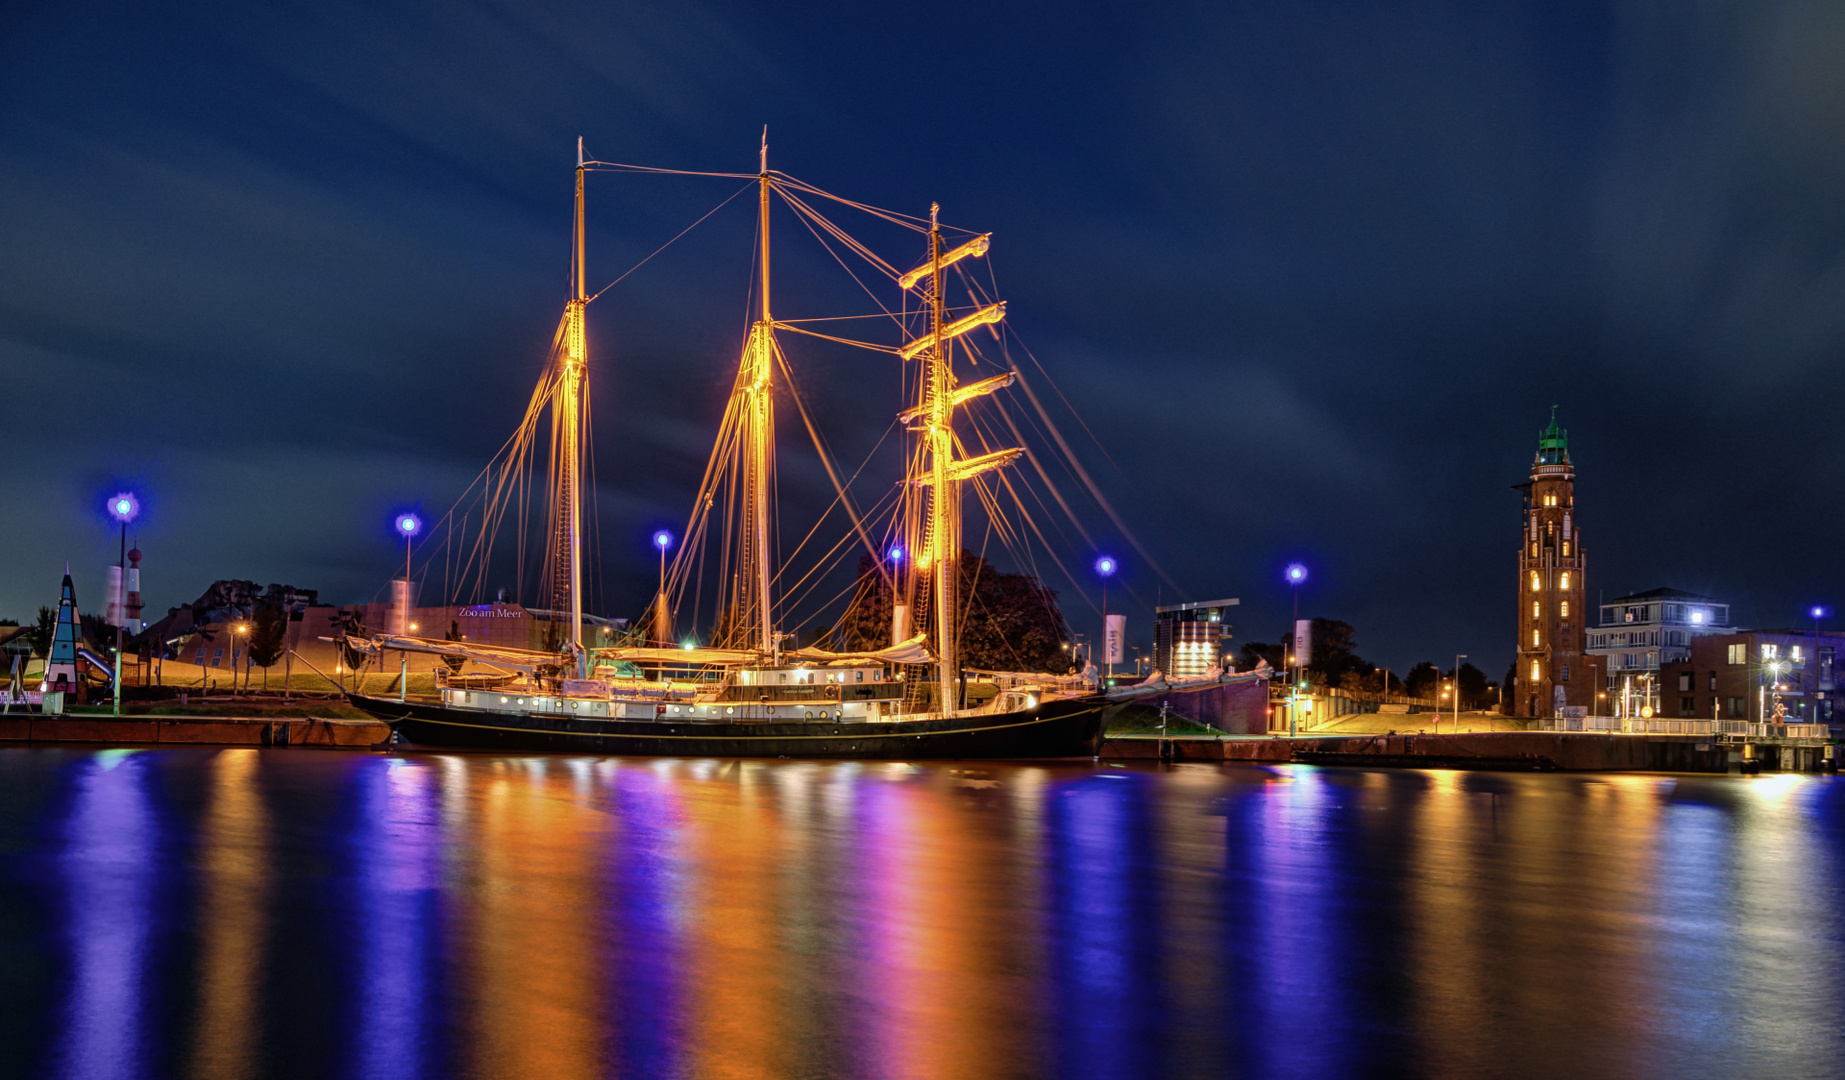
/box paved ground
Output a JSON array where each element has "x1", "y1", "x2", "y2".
[{"x1": 1306, "y1": 711, "x2": 1530, "y2": 735}]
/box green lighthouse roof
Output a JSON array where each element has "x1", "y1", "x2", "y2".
[{"x1": 1536, "y1": 406, "x2": 1569, "y2": 465}]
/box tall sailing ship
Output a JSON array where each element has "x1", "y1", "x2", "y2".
[{"x1": 346, "y1": 139, "x2": 1108, "y2": 757}]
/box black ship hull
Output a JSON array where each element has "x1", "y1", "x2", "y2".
[{"x1": 348, "y1": 693, "x2": 1107, "y2": 759}]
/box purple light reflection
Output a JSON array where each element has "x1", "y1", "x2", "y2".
[
  {"x1": 56, "y1": 750, "x2": 156, "y2": 1078},
  {"x1": 350, "y1": 758, "x2": 440, "y2": 1080}
]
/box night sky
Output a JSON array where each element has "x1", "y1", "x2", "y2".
[{"x1": 4, "y1": 0, "x2": 1843, "y2": 678}]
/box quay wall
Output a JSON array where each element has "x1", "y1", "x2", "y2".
[
  {"x1": 0, "y1": 716, "x2": 391, "y2": 748},
  {"x1": 1102, "y1": 731, "x2": 1789, "y2": 773}
]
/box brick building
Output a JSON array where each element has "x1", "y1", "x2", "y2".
[
  {"x1": 1657, "y1": 629, "x2": 1843, "y2": 737},
  {"x1": 1514, "y1": 411, "x2": 1603, "y2": 717}
]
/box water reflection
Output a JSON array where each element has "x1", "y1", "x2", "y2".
[
  {"x1": 190, "y1": 749, "x2": 270, "y2": 1079},
  {"x1": 1, "y1": 748, "x2": 1839, "y2": 1079},
  {"x1": 55, "y1": 749, "x2": 156, "y2": 1079}
]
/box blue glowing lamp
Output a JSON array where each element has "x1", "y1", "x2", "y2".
[
  {"x1": 1094, "y1": 555, "x2": 1117, "y2": 578},
  {"x1": 1284, "y1": 562, "x2": 1309, "y2": 586},
  {"x1": 395, "y1": 513, "x2": 423, "y2": 538},
  {"x1": 653, "y1": 529, "x2": 675, "y2": 552},
  {"x1": 1812, "y1": 605, "x2": 1832, "y2": 621},
  {"x1": 888, "y1": 545, "x2": 904, "y2": 563},
  {"x1": 107, "y1": 492, "x2": 140, "y2": 523}
]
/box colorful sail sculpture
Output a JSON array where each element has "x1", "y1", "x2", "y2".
[{"x1": 41, "y1": 566, "x2": 83, "y2": 693}]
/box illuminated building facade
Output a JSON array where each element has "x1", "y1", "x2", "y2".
[
  {"x1": 1152, "y1": 597, "x2": 1237, "y2": 679},
  {"x1": 1514, "y1": 412, "x2": 1600, "y2": 717},
  {"x1": 1586, "y1": 588, "x2": 1731, "y2": 691}
]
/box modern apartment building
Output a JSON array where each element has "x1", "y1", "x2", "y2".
[{"x1": 1586, "y1": 587, "x2": 1732, "y2": 690}]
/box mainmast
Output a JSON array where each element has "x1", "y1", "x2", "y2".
[
  {"x1": 738, "y1": 130, "x2": 776, "y2": 654},
  {"x1": 551, "y1": 137, "x2": 589, "y2": 654},
  {"x1": 902, "y1": 208, "x2": 1015, "y2": 714}
]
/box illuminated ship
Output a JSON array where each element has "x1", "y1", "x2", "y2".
[{"x1": 346, "y1": 137, "x2": 1106, "y2": 757}]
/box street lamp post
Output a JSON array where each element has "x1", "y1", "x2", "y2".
[
  {"x1": 1283, "y1": 563, "x2": 1308, "y2": 738},
  {"x1": 653, "y1": 530, "x2": 676, "y2": 645},
  {"x1": 393, "y1": 513, "x2": 422, "y2": 701},
  {"x1": 1454, "y1": 653, "x2": 1468, "y2": 733},
  {"x1": 1094, "y1": 556, "x2": 1117, "y2": 682},
  {"x1": 1810, "y1": 606, "x2": 1830, "y2": 725},
  {"x1": 106, "y1": 493, "x2": 140, "y2": 717}
]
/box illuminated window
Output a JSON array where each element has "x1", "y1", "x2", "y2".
[
  {"x1": 1560, "y1": 601, "x2": 1569, "y2": 618},
  {"x1": 1530, "y1": 572, "x2": 1541, "y2": 592},
  {"x1": 1532, "y1": 629, "x2": 1541, "y2": 647},
  {"x1": 1560, "y1": 572, "x2": 1570, "y2": 589},
  {"x1": 1531, "y1": 660, "x2": 1541, "y2": 681},
  {"x1": 1562, "y1": 542, "x2": 1570, "y2": 556},
  {"x1": 1532, "y1": 600, "x2": 1540, "y2": 619}
]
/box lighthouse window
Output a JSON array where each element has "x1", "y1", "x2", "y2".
[
  {"x1": 1532, "y1": 629, "x2": 1541, "y2": 647},
  {"x1": 1531, "y1": 660, "x2": 1541, "y2": 682},
  {"x1": 1532, "y1": 601, "x2": 1540, "y2": 619},
  {"x1": 1560, "y1": 572, "x2": 1571, "y2": 589},
  {"x1": 1530, "y1": 572, "x2": 1541, "y2": 592},
  {"x1": 1562, "y1": 542, "x2": 1570, "y2": 556},
  {"x1": 1560, "y1": 601, "x2": 1569, "y2": 618}
]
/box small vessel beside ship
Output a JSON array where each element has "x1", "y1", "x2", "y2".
[{"x1": 345, "y1": 138, "x2": 1239, "y2": 757}]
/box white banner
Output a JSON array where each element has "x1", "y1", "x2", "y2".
[
  {"x1": 1104, "y1": 614, "x2": 1126, "y2": 665},
  {"x1": 1293, "y1": 619, "x2": 1312, "y2": 667}
]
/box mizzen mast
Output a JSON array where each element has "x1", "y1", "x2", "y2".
[
  {"x1": 549, "y1": 137, "x2": 589, "y2": 657},
  {"x1": 904, "y1": 205, "x2": 1017, "y2": 714}
]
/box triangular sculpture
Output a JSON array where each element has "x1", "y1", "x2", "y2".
[{"x1": 41, "y1": 565, "x2": 85, "y2": 697}]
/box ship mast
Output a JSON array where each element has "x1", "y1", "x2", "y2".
[
  {"x1": 551, "y1": 137, "x2": 589, "y2": 656},
  {"x1": 742, "y1": 131, "x2": 776, "y2": 654},
  {"x1": 905, "y1": 207, "x2": 1016, "y2": 714}
]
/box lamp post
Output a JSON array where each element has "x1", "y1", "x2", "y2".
[
  {"x1": 1454, "y1": 653, "x2": 1468, "y2": 733},
  {"x1": 1095, "y1": 555, "x2": 1117, "y2": 681},
  {"x1": 1810, "y1": 605, "x2": 1830, "y2": 725},
  {"x1": 1283, "y1": 563, "x2": 1308, "y2": 737},
  {"x1": 393, "y1": 513, "x2": 421, "y2": 700},
  {"x1": 652, "y1": 529, "x2": 675, "y2": 650},
  {"x1": 106, "y1": 493, "x2": 140, "y2": 717},
  {"x1": 234, "y1": 622, "x2": 249, "y2": 697}
]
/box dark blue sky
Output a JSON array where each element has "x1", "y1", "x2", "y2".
[{"x1": 4, "y1": 0, "x2": 1843, "y2": 676}]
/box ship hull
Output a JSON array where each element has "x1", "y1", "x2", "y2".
[{"x1": 348, "y1": 693, "x2": 1107, "y2": 759}]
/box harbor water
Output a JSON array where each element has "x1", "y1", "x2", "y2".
[{"x1": 0, "y1": 748, "x2": 1840, "y2": 1079}]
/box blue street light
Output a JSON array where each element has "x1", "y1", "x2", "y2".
[
  {"x1": 653, "y1": 530, "x2": 675, "y2": 552},
  {"x1": 888, "y1": 545, "x2": 904, "y2": 563},
  {"x1": 394, "y1": 513, "x2": 423, "y2": 538},
  {"x1": 1811, "y1": 605, "x2": 1831, "y2": 621},
  {"x1": 1284, "y1": 562, "x2": 1308, "y2": 586},
  {"x1": 107, "y1": 492, "x2": 140, "y2": 523},
  {"x1": 1094, "y1": 555, "x2": 1117, "y2": 578}
]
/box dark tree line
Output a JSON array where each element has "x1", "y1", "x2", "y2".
[
  {"x1": 1238, "y1": 617, "x2": 1498, "y2": 708},
  {"x1": 832, "y1": 553, "x2": 1070, "y2": 674}
]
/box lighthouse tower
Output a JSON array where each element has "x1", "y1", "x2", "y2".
[{"x1": 1516, "y1": 411, "x2": 1594, "y2": 717}]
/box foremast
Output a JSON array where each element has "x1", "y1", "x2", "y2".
[
  {"x1": 903, "y1": 206, "x2": 1017, "y2": 715},
  {"x1": 550, "y1": 138, "x2": 589, "y2": 663}
]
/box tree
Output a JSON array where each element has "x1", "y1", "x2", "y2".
[
  {"x1": 1502, "y1": 661, "x2": 1518, "y2": 715},
  {"x1": 1403, "y1": 661, "x2": 1440, "y2": 701},
  {"x1": 1456, "y1": 661, "x2": 1488, "y2": 709},
  {"x1": 247, "y1": 600, "x2": 288, "y2": 691},
  {"x1": 833, "y1": 553, "x2": 1070, "y2": 674},
  {"x1": 1239, "y1": 640, "x2": 1285, "y2": 672},
  {"x1": 28, "y1": 606, "x2": 54, "y2": 659}
]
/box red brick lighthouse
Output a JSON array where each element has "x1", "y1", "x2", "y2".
[{"x1": 1515, "y1": 410, "x2": 1599, "y2": 717}]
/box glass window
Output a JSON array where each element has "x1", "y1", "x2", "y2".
[
  {"x1": 1532, "y1": 629, "x2": 1541, "y2": 647},
  {"x1": 1530, "y1": 572, "x2": 1540, "y2": 592},
  {"x1": 211, "y1": 648, "x2": 223, "y2": 667},
  {"x1": 1560, "y1": 572, "x2": 1571, "y2": 589},
  {"x1": 1532, "y1": 600, "x2": 1540, "y2": 619},
  {"x1": 1761, "y1": 643, "x2": 1778, "y2": 659},
  {"x1": 1530, "y1": 660, "x2": 1540, "y2": 681},
  {"x1": 1561, "y1": 665, "x2": 1570, "y2": 682},
  {"x1": 1560, "y1": 601, "x2": 1570, "y2": 618}
]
